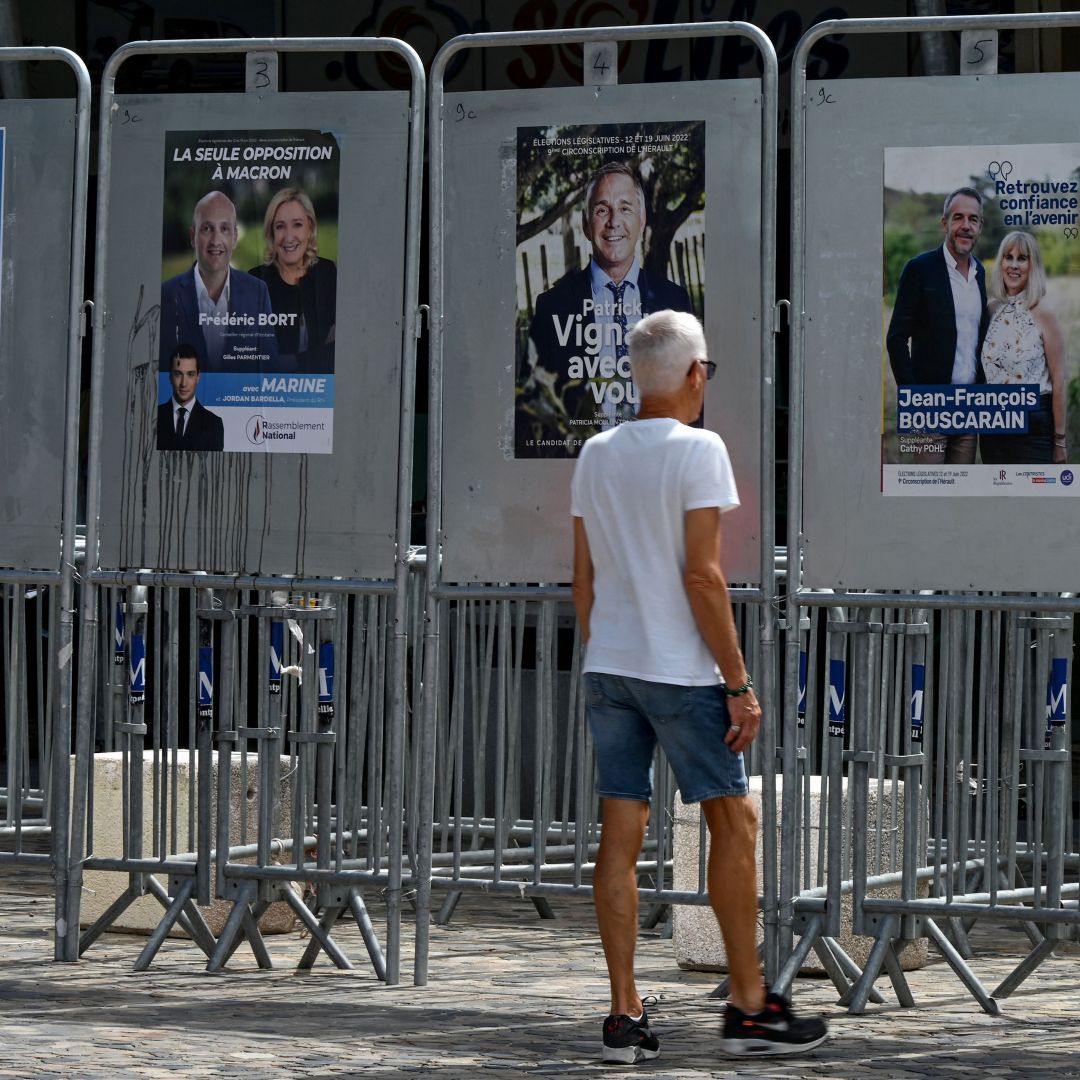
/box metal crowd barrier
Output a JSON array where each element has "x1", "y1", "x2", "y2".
[
  {"x1": 771, "y1": 592, "x2": 1077, "y2": 1015},
  {"x1": 0, "y1": 583, "x2": 59, "y2": 860},
  {"x1": 75, "y1": 580, "x2": 404, "y2": 978},
  {"x1": 413, "y1": 586, "x2": 768, "y2": 928}
]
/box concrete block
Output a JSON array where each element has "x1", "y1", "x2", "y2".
[
  {"x1": 672, "y1": 775, "x2": 928, "y2": 974},
  {"x1": 77, "y1": 751, "x2": 300, "y2": 937}
]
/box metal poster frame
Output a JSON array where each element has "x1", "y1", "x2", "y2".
[
  {"x1": 788, "y1": 11, "x2": 1080, "y2": 1012},
  {"x1": 64, "y1": 38, "x2": 424, "y2": 986},
  {"x1": 420, "y1": 21, "x2": 779, "y2": 985},
  {"x1": 0, "y1": 46, "x2": 91, "y2": 960}
]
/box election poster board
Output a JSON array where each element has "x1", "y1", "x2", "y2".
[
  {"x1": 800, "y1": 73, "x2": 1080, "y2": 592},
  {"x1": 0, "y1": 102, "x2": 77, "y2": 570},
  {"x1": 515, "y1": 121, "x2": 705, "y2": 458},
  {"x1": 883, "y1": 143, "x2": 1080, "y2": 496},
  {"x1": 97, "y1": 91, "x2": 410, "y2": 577},
  {"x1": 439, "y1": 81, "x2": 761, "y2": 584},
  {"x1": 159, "y1": 128, "x2": 339, "y2": 454}
]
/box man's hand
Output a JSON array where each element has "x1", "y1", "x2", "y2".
[{"x1": 724, "y1": 689, "x2": 761, "y2": 755}]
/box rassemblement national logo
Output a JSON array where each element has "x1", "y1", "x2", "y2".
[{"x1": 246, "y1": 414, "x2": 266, "y2": 445}]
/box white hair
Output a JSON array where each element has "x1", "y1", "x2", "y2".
[{"x1": 626, "y1": 310, "x2": 706, "y2": 396}]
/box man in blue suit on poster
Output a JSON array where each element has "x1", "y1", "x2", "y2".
[
  {"x1": 160, "y1": 190, "x2": 279, "y2": 374},
  {"x1": 886, "y1": 186, "x2": 990, "y2": 464},
  {"x1": 522, "y1": 162, "x2": 693, "y2": 457}
]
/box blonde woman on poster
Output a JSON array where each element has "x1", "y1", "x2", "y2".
[
  {"x1": 249, "y1": 186, "x2": 337, "y2": 373},
  {"x1": 979, "y1": 231, "x2": 1068, "y2": 465}
]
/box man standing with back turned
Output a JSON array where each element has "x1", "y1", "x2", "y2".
[{"x1": 571, "y1": 310, "x2": 828, "y2": 1063}]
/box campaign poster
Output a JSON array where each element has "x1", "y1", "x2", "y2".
[
  {"x1": 883, "y1": 144, "x2": 1080, "y2": 495},
  {"x1": 515, "y1": 121, "x2": 705, "y2": 459},
  {"x1": 159, "y1": 128, "x2": 339, "y2": 454}
]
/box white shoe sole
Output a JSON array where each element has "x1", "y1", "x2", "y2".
[
  {"x1": 721, "y1": 1032, "x2": 828, "y2": 1057},
  {"x1": 601, "y1": 1043, "x2": 661, "y2": 1064}
]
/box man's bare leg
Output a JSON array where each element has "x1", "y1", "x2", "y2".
[
  {"x1": 701, "y1": 794, "x2": 766, "y2": 1015},
  {"x1": 593, "y1": 797, "x2": 650, "y2": 1016}
]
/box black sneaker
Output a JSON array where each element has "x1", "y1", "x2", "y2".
[
  {"x1": 721, "y1": 992, "x2": 828, "y2": 1057},
  {"x1": 602, "y1": 1009, "x2": 660, "y2": 1065}
]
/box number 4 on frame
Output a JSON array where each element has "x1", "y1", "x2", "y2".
[{"x1": 584, "y1": 41, "x2": 618, "y2": 86}]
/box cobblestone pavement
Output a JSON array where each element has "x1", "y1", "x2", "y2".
[{"x1": 1, "y1": 858, "x2": 1079, "y2": 1079}]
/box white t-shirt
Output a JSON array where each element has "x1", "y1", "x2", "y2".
[{"x1": 571, "y1": 418, "x2": 740, "y2": 686}]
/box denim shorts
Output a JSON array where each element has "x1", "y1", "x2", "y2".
[{"x1": 584, "y1": 671, "x2": 748, "y2": 804}]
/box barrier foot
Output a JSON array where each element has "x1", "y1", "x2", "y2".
[
  {"x1": 992, "y1": 934, "x2": 1057, "y2": 1000},
  {"x1": 924, "y1": 918, "x2": 998, "y2": 1016},
  {"x1": 206, "y1": 881, "x2": 256, "y2": 973},
  {"x1": 348, "y1": 889, "x2": 388, "y2": 981},
  {"x1": 1020, "y1": 919, "x2": 1046, "y2": 949},
  {"x1": 845, "y1": 921, "x2": 894, "y2": 1014},
  {"x1": 239, "y1": 902, "x2": 273, "y2": 969},
  {"x1": 435, "y1": 890, "x2": 462, "y2": 926},
  {"x1": 297, "y1": 905, "x2": 343, "y2": 969},
  {"x1": 820, "y1": 938, "x2": 885, "y2": 1005},
  {"x1": 284, "y1": 888, "x2": 353, "y2": 970},
  {"x1": 641, "y1": 902, "x2": 668, "y2": 930},
  {"x1": 811, "y1": 937, "x2": 855, "y2": 1001},
  {"x1": 218, "y1": 900, "x2": 271, "y2": 966},
  {"x1": 946, "y1": 917, "x2": 973, "y2": 960},
  {"x1": 771, "y1": 914, "x2": 823, "y2": 1000},
  {"x1": 531, "y1": 896, "x2": 556, "y2": 920},
  {"x1": 882, "y1": 939, "x2": 916, "y2": 1008},
  {"x1": 78, "y1": 885, "x2": 139, "y2": 956},
  {"x1": 144, "y1": 875, "x2": 217, "y2": 959},
  {"x1": 133, "y1": 878, "x2": 196, "y2": 972}
]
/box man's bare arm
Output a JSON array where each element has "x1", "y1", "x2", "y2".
[
  {"x1": 684, "y1": 506, "x2": 761, "y2": 754},
  {"x1": 571, "y1": 516, "x2": 595, "y2": 644}
]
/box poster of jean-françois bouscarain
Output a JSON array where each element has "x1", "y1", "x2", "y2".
[
  {"x1": 515, "y1": 121, "x2": 705, "y2": 459},
  {"x1": 159, "y1": 129, "x2": 340, "y2": 454},
  {"x1": 883, "y1": 143, "x2": 1080, "y2": 496}
]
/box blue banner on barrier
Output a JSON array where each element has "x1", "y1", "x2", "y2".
[
  {"x1": 828, "y1": 658, "x2": 845, "y2": 737},
  {"x1": 797, "y1": 649, "x2": 808, "y2": 728},
  {"x1": 269, "y1": 621, "x2": 283, "y2": 696},
  {"x1": 318, "y1": 641, "x2": 334, "y2": 720},
  {"x1": 198, "y1": 646, "x2": 214, "y2": 706},
  {"x1": 910, "y1": 662, "x2": 925, "y2": 744},
  {"x1": 114, "y1": 603, "x2": 126, "y2": 665},
  {"x1": 1048, "y1": 657, "x2": 1068, "y2": 723},
  {"x1": 129, "y1": 633, "x2": 146, "y2": 706},
  {"x1": 198, "y1": 644, "x2": 214, "y2": 725},
  {"x1": 1045, "y1": 656, "x2": 1068, "y2": 747}
]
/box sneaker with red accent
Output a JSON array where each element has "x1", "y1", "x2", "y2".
[
  {"x1": 721, "y1": 992, "x2": 828, "y2": 1057},
  {"x1": 601, "y1": 1009, "x2": 661, "y2": 1065}
]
